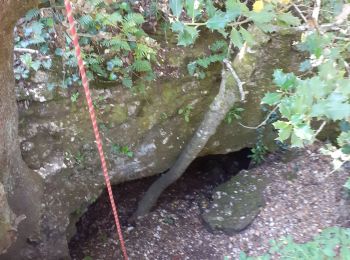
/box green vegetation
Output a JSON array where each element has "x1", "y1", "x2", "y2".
[
  {"x1": 236, "y1": 227, "x2": 350, "y2": 260},
  {"x1": 15, "y1": 0, "x2": 350, "y2": 259},
  {"x1": 225, "y1": 107, "x2": 244, "y2": 124},
  {"x1": 15, "y1": 0, "x2": 157, "y2": 88},
  {"x1": 178, "y1": 104, "x2": 193, "y2": 122},
  {"x1": 111, "y1": 144, "x2": 134, "y2": 158}
]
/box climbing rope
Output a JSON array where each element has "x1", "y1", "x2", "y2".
[{"x1": 64, "y1": 1, "x2": 128, "y2": 259}]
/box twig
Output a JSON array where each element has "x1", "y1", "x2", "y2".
[
  {"x1": 292, "y1": 3, "x2": 308, "y2": 24},
  {"x1": 312, "y1": 0, "x2": 321, "y2": 24},
  {"x1": 344, "y1": 60, "x2": 350, "y2": 76},
  {"x1": 223, "y1": 59, "x2": 246, "y2": 101},
  {"x1": 14, "y1": 48, "x2": 40, "y2": 54},
  {"x1": 335, "y1": 4, "x2": 350, "y2": 25},
  {"x1": 238, "y1": 106, "x2": 278, "y2": 129},
  {"x1": 14, "y1": 48, "x2": 50, "y2": 59},
  {"x1": 314, "y1": 121, "x2": 326, "y2": 137}
]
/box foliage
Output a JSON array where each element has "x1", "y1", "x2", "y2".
[
  {"x1": 70, "y1": 91, "x2": 80, "y2": 103},
  {"x1": 249, "y1": 127, "x2": 268, "y2": 165},
  {"x1": 111, "y1": 144, "x2": 134, "y2": 158},
  {"x1": 16, "y1": 0, "x2": 350, "y2": 176},
  {"x1": 178, "y1": 104, "x2": 193, "y2": 122},
  {"x1": 237, "y1": 227, "x2": 350, "y2": 260},
  {"x1": 168, "y1": 0, "x2": 299, "y2": 47},
  {"x1": 16, "y1": 0, "x2": 158, "y2": 88},
  {"x1": 225, "y1": 106, "x2": 244, "y2": 124},
  {"x1": 261, "y1": 7, "x2": 350, "y2": 173}
]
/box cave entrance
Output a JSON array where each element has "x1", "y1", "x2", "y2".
[{"x1": 68, "y1": 148, "x2": 252, "y2": 259}]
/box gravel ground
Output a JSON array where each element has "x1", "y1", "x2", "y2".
[{"x1": 69, "y1": 144, "x2": 350, "y2": 260}]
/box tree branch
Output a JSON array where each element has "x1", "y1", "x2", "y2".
[
  {"x1": 223, "y1": 59, "x2": 246, "y2": 101},
  {"x1": 14, "y1": 48, "x2": 50, "y2": 59},
  {"x1": 292, "y1": 3, "x2": 308, "y2": 24},
  {"x1": 312, "y1": 0, "x2": 321, "y2": 24},
  {"x1": 238, "y1": 106, "x2": 278, "y2": 129},
  {"x1": 315, "y1": 121, "x2": 327, "y2": 137}
]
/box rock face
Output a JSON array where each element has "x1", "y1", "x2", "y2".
[
  {"x1": 1, "y1": 6, "x2": 304, "y2": 257},
  {"x1": 202, "y1": 170, "x2": 268, "y2": 234}
]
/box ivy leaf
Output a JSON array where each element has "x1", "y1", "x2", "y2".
[
  {"x1": 277, "y1": 12, "x2": 301, "y2": 26},
  {"x1": 261, "y1": 92, "x2": 282, "y2": 105},
  {"x1": 170, "y1": 0, "x2": 183, "y2": 18},
  {"x1": 230, "y1": 28, "x2": 243, "y2": 49}
]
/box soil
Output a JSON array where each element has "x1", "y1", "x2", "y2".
[{"x1": 69, "y1": 144, "x2": 350, "y2": 260}]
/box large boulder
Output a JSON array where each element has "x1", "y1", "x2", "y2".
[
  {"x1": 202, "y1": 170, "x2": 268, "y2": 234},
  {"x1": 1, "y1": 3, "x2": 304, "y2": 256}
]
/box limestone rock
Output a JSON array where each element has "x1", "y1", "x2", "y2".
[
  {"x1": 5, "y1": 25, "x2": 303, "y2": 259},
  {"x1": 202, "y1": 170, "x2": 268, "y2": 234}
]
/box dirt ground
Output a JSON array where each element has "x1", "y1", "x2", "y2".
[{"x1": 69, "y1": 145, "x2": 350, "y2": 260}]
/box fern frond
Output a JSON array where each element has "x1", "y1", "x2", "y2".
[
  {"x1": 125, "y1": 13, "x2": 145, "y2": 25},
  {"x1": 25, "y1": 9, "x2": 40, "y2": 21},
  {"x1": 79, "y1": 15, "x2": 94, "y2": 27},
  {"x1": 135, "y1": 43, "x2": 155, "y2": 59},
  {"x1": 132, "y1": 60, "x2": 152, "y2": 72}
]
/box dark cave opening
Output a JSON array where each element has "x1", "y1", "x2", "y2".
[{"x1": 68, "y1": 148, "x2": 252, "y2": 259}]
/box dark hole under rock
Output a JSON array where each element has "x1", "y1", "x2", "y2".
[{"x1": 68, "y1": 148, "x2": 252, "y2": 258}]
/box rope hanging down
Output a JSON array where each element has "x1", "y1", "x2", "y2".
[{"x1": 64, "y1": 1, "x2": 128, "y2": 259}]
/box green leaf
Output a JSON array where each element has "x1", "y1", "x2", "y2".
[
  {"x1": 171, "y1": 21, "x2": 185, "y2": 33},
  {"x1": 291, "y1": 132, "x2": 304, "y2": 147},
  {"x1": 187, "y1": 61, "x2": 197, "y2": 75},
  {"x1": 185, "y1": 0, "x2": 202, "y2": 19},
  {"x1": 204, "y1": 0, "x2": 216, "y2": 17},
  {"x1": 273, "y1": 69, "x2": 296, "y2": 90},
  {"x1": 341, "y1": 144, "x2": 350, "y2": 154},
  {"x1": 273, "y1": 121, "x2": 292, "y2": 142},
  {"x1": 248, "y1": 4, "x2": 275, "y2": 24},
  {"x1": 170, "y1": 0, "x2": 183, "y2": 18},
  {"x1": 277, "y1": 12, "x2": 301, "y2": 26},
  {"x1": 240, "y1": 27, "x2": 255, "y2": 46},
  {"x1": 226, "y1": 0, "x2": 248, "y2": 14},
  {"x1": 344, "y1": 179, "x2": 350, "y2": 190},
  {"x1": 299, "y1": 60, "x2": 312, "y2": 72},
  {"x1": 31, "y1": 60, "x2": 41, "y2": 71},
  {"x1": 177, "y1": 25, "x2": 199, "y2": 46},
  {"x1": 294, "y1": 124, "x2": 314, "y2": 141},
  {"x1": 230, "y1": 28, "x2": 244, "y2": 49},
  {"x1": 261, "y1": 92, "x2": 282, "y2": 105},
  {"x1": 206, "y1": 12, "x2": 229, "y2": 30}
]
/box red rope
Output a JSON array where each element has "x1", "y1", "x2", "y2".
[{"x1": 64, "y1": 1, "x2": 128, "y2": 259}]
